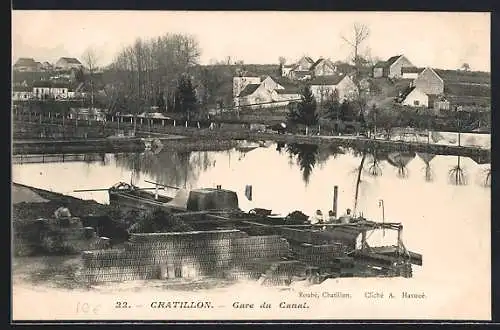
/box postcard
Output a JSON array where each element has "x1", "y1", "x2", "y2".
[{"x1": 11, "y1": 10, "x2": 491, "y2": 321}]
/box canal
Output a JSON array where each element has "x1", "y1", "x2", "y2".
[{"x1": 12, "y1": 142, "x2": 491, "y2": 312}]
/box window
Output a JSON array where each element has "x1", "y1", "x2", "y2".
[{"x1": 414, "y1": 100, "x2": 420, "y2": 106}]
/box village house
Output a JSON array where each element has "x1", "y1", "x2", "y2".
[
  {"x1": 309, "y1": 75, "x2": 358, "y2": 104},
  {"x1": 309, "y1": 58, "x2": 337, "y2": 77},
  {"x1": 401, "y1": 67, "x2": 423, "y2": 79},
  {"x1": 281, "y1": 56, "x2": 354, "y2": 81},
  {"x1": 280, "y1": 56, "x2": 315, "y2": 79},
  {"x1": 12, "y1": 86, "x2": 34, "y2": 101},
  {"x1": 400, "y1": 87, "x2": 429, "y2": 108},
  {"x1": 41, "y1": 61, "x2": 54, "y2": 71},
  {"x1": 233, "y1": 76, "x2": 301, "y2": 109},
  {"x1": 373, "y1": 55, "x2": 414, "y2": 79},
  {"x1": 13, "y1": 58, "x2": 38, "y2": 72},
  {"x1": 32, "y1": 81, "x2": 69, "y2": 99},
  {"x1": 413, "y1": 67, "x2": 445, "y2": 95},
  {"x1": 430, "y1": 95, "x2": 451, "y2": 111},
  {"x1": 55, "y1": 57, "x2": 83, "y2": 70},
  {"x1": 232, "y1": 76, "x2": 261, "y2": 98}
]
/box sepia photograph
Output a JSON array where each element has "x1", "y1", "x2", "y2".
[{"x1": 11, "y1": 11, "x2": 491, "y2": 321}]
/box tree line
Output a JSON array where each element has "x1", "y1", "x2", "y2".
[{"x1": 105, "y1": 33, "x2": 202, "y2": 119}]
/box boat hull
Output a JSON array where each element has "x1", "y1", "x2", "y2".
[{"x1": 108, "y1": 189, "x2": 174, "y2": 212}]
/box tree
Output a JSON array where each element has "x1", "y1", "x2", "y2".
[
  {"x1": 288, "y1": 85, "x2": 317, "y2": 127},
  {"x1": 341, "y1": 23, "x2": 370, "y2": 70},
  {"x1": 339, "y1": 100, "x2": 355, "y2": 122},
  {"x1": 461, "y1": 63, "x2": 471, "y2": 72},
  {"x1": 174, "y1": 74, "x2": 198, "y2": 121},
  {"x1": 325, "y1": 90, "x2": 341, "y2": 121},
  {"x1": 278, "y1": 57, "x2": 287, "y2": 65},
  {"x1": 82, "y1": 47, "x2": 99, "y2": 109},
  {"x1": 341, "y1": 23, "x2": 371, "y2": 122}
]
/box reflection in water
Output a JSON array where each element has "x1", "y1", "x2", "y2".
[
  {"x1": 483, "y1": 168, "x2": 491, "y2": 187},
  {"x1": 286, "y1": 144, "x2": 319, "y2": 185},
  {"x1": 386, "y1": 151, "x2": 416, "y2": 179},
  {"x1": 449, "y1": 156, "x2": 467, "y2": 186},
  {"x1": 418, "y1": 153, "x2": 436, "y2": 182},
  {"x1": 114, "y1": 149, "x2": 216, "y2": 189},
  {"x1": 285, "y1": 143, "x2": 345, "y2": 185}
]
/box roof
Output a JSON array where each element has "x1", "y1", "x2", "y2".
[
  {"x1": 32, "y1": 81, "x2": 52, "y2": 88},
  {"x1": 58, "y1": 57, "x2": 82, "y2": 65},
  {"x1": 310, "y1": 58, "x2": 334, "y2": 71},
  {"x1": 271, "y1": 76, "x2": 300, "y2": 88},
  {"x1": 303, "y1": 56, "x2": 315, "y2": 64},
  {"x1": 401, "y1": 67, "x2": 423, "y2": 74},
  {"x1": 275, "y1": 87, "x2": 301, "y2": 95},
  {"x1": 238, "y1": 83, "x2": 261, "y2": 97},
  {"x1": 12, "y1": 86, "x2": 32, "y2": 92},
  {"x1": 399, "y1": 86, "x2": 417, "y2": 100},
  {"x1": 386, "y1": 55, "x2": 403, "y2": 67},
  {"x1": 32, "y1": 81, "x2": 69, "y2": 88},
  {"x1": 309, "y1": 75, "x2": 346, "y2": 86},
  {"x1": 335, "y1": 63, "x2": 356, "y2": 74},
  {"x1": 373, "y1": 55, "x2": 403, "y2": 69},
  {"x1": 14, "y1": 58, "x2": 37, "y2": 67}
]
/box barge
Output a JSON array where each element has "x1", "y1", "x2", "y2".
[{"x1": 77, "y1": 180, "x2": 423, "y2": 284}]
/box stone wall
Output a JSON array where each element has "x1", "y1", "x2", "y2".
[
  {"x1": 14, "y1": 217, "x2": 103, "y2": 256},
  {"x1": 78, "y1": 230, "x2": 290, "y2": 283}
]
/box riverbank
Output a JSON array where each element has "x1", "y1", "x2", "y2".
[
  {"x1": 12, "y1": 182, "x2": 109, "y2": 223},
  {"x1": 13, "y1": 120, "x2": 491, "y2": 161}
]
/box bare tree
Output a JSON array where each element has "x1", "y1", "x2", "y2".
[
  {"x1": 461, "y1": 63, "x2": 471, "y2": 72},
  {"x1": 341, "y1": 23, "x2": 371, "y2": 126},
  {"x1": 278, "y1": 56, "x2": 287, "y2": 65},
  {"x1": 82, "y1": 47, "x2": 100, "y2": 110},
  {"x1": 341, "y1": 23, "x2": 370, "y2": 68}
]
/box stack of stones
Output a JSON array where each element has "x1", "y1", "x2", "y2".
[
  {"x1": 78, "y1": 229, "x2": 290, "y2": 283},
  {"x1": 14, "y1": 217, "x2": 102, "y2": 256}
]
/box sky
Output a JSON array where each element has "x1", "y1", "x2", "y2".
[{"x1": 12, "y1": 11, "x2": 491, "y2": 72}]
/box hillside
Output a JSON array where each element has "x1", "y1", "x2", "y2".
[{"x1": 368, "y1": 70, "x2": 490, "y2": 110}]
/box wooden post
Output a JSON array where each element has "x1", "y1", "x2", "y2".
[
  {"x1": 361, "y1": 230, "x2": 367, "y2": 250},
  {"x1": 397, "y1": 225, "x2": 403, "y2": 255},
  {"x1": 162, "y1": 119, "x2": 165, "y2": 127},
  {"x1": 155, "y1": 183, "x2": 159, "y2": 200},
  {"x1": 332, "y1": 186, "x2": 338, "y2": 217},
  {"x1": 173, "y1": 119, "x2": 176, "y2": 127}
]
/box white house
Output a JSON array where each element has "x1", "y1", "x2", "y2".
[
  {"x1": 232, "y1": 76, "x2": 261, "y2": 98},
  {"x1": 401, "y1": 87, "x2": 429, "y2": 107},
  {"x1": 309, "y1": 75, "x2": 358, "y2": 103},
  {"x1": 12, "y1": 87, "x2": 33, "y2": 101},
  {"x1": 55, "y1": 57, "x2": 83, "y2": 70},
  {"x1": 32, "y1": 81, "x2": 69, "y2": 99},
  {"x1": 373, "y1": 55, "x2": 414, "y2": 79},
  {"x1": 271, "y1": 88, "x2": 302, "y2": 107},
  {"x1": 401, "y1": 67, "x2": 423, "y2": 79},
  {"x1": 234, "y1": 76, "x2": 301, "y2": 109}
]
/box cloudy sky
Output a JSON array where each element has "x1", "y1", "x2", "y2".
[{"x1": 12, "y1": 11, "x2": 490, "y2": 71}]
